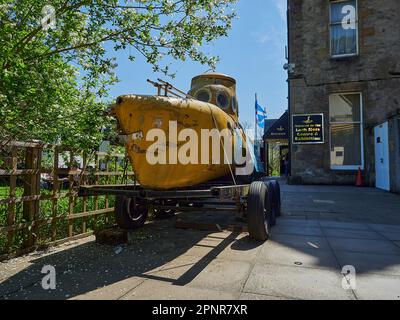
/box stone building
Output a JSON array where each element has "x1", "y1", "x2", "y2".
[{"x1": 287, "y1": 0, "x2": 400, "y2": 192}]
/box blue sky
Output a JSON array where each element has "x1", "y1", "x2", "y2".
[{"x1": 107, "y1": 0, "x2": 288, "y2": 128}]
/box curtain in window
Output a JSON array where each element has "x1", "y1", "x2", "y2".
[{"x1": 330, "y1": 0, "x2": 357, "y2": 56}]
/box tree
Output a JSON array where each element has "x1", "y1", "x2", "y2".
[{"x1": 0, "y1": 0, "x2": 237, "y2": 149}]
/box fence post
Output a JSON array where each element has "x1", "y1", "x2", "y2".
[
  {"x1": 93, "y1": 153, "x2": 99, "y2": 232},
  {"x1": 22, "y1": 146, "x2": 42, "y2": 248},
  {"x1": 104, "y1": 157, "x2": 110, "y2": 224},
  {"x1": 68, "y1": 151, "x2": 74, "y2": 238},
  {"x1": 114, "y1": 156, "x2": 118, "y2": 185},
  {"x1": 6, "y1": 146, "x2": 17, "y2": 251},
  {"x1": 81, "y1": 152, "x2": 88, "y2": 234},
  {"x1": 51, "y1": 146, "x2": 59, "y2": 241}
]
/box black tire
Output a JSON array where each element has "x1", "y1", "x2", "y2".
[
  {"x1": 247, "y1": 181, "x2": 272, "y2": 241},
  {"x1": 266, "y1": 182, "x2": 277, "y2": 227},
  {"x1": 114, "y1": 195, "x2": 148, "y2": 230},
  {"x1": 269, "y1": 180, "x2": 282, "y2": 217}
]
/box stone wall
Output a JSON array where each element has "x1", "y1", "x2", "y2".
[
  {"x1": 389, "y1": 117, "x2": 400, "y2": 193},
  {"x1": 288, "y1": 0, "x2": 400, "y2": 191}
]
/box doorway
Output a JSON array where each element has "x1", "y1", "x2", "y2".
[
  {"x1": 279, "y1": 146, "x2": 289, "y2": 177},
  {"x1": 374, "y1": 122, "x2": 390, "y2": 191}
]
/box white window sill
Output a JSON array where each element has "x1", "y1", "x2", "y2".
[{"x1": 330, "y1": 54, "x2": 359, "y2": 60}]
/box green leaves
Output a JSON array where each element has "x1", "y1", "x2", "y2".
[{"x1": 1, "y1": 0, "x2": 237, "y2": 150}]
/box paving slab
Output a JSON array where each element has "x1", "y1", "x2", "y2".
[
  {"x1": 182, "y1": 233, "x2": 262, "y2": 262},
  {"x1": 143, "y1": 254, "x2": 203, "y2": 282},
  {"x1": 216, "y1": 236, "x2": 263, "y2": 262},
  {"x1": 334, "y1": 250, "x2": 400, "y2": 277},
  {"x1": 368, "y1": 224, "x2": 400, "y2": 233},
  {"x1": 319, "y1": 221, "x2": 369, "y2": 230},
  {"x1": 184, "y1": 258, "x2": 252, "y2": 292},
  {"x1": 120, "y1": 279, "x2": 239, "y2": 300},
  {"x1": 243, "y1": 263, "x2": 354, "y2": 300},
  {"x1": 276, "y1": 219, "x2": 320, "y2": 227},
  {"x1": 322, "y1": 228, "x2": 384, "y2": 240},
  {"x1": 239, "y1": 292, "x2": 290, "y2": 300},
  {"x1": 327, "y1": 238, "x2": 400, "y2": 255},
  {"x1": 304, "y1": 213, "x2": 349, "y2": 221},
  {"x1": 182, "y1": 237, "x2": 225, "y2": 258},
  {"x1": 280, "y1": 215, "x2": 306, "y2": 220},
  {"x1": 258, "y1": 243, "x2": 340, "y2": 270},
  {"x1": 354, "y1": 274, "x2": 400, "y2": 300},
  {"x1": 272, "y1": 225, "x2": 323, "y2": 237},
  {"x1": 377, "y1": 232, "x2": 400, "y2": 241},
  {"x1": 319, "y1": 213, "x2": 349, "y2": 220},
  {"x1": 281, "y1": 184, "x2": 400, "y2": 226},
  {"x1": 269, "y1": 234, "x2": 331, "y2": 250}
]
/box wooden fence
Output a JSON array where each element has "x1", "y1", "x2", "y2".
[{"x1": 0, "y1": 140, "x2": 134, "y2": 260}]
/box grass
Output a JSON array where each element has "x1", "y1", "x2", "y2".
[{"x1": 0, "y1": 186, "x2": 24, "y2": 199}]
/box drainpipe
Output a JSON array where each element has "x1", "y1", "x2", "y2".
[{"x1": 287, "y1": 0, "x2": 292, "y2": 177}]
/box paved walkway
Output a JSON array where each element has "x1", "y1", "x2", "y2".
[
  {"x1": 1, "y1": 184, "x2": 400, "y2": 300},
  {"x1": 282, "y1": 184, "x2": 400, "y2": 224}
]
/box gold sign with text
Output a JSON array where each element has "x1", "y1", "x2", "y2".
[{"x1": 292, "y1": 114, "x2": 324, "y2": 144}]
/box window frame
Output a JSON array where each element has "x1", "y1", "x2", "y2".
[
  {"x1": 329, "y1": 0, "x2": 359, "y2": 58},
  {"x1": 329, "y1": 92, "x2": 364, "y2": 171},
  {"x1": 195, "y1": 88, "x2": 212, "y2": 103},
  {"x1": 216, "y1": 89, "x2": 230, "y2": 111}
]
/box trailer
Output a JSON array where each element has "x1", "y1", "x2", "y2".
[
  {"x1": 79, "y1": 179, "x2": 281, "y2": 241},
  {"x1": 89, "y1": 75, "x2": 282, "y2": 240}
]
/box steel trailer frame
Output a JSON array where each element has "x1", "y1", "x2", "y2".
[{"x1": 78, "y1": 179, "x2": 280, "y2": 241}]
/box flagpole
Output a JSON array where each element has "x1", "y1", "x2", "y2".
[{"x1": 255, "y1": 93, "x2": 258, "y2": 142}]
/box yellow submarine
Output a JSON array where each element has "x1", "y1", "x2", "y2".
[{"x1": 112, "y1": 73, "x2": 254, "y2": 190}]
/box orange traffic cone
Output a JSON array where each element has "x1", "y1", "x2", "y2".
[{"x1": 355, "y1": 167, "x2": 364, "y2": 187}]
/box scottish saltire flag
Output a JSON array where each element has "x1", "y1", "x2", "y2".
[{"x1": 256, "y1": 100, "x2": 267, "y2": 129}]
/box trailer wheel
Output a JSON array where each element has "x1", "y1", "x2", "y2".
[
  {"x1": 269, "y1": 180, "x2": 282, "y2": 217},
  {"x1": 265, "y1": 182, "x2": 277, "y2": 227},
  {"x1": 247, "y1": 181, "x2": 272, "y2": 241},
  {"x1": 114, "y1": 195, "x2": 148, "y2": 230}
]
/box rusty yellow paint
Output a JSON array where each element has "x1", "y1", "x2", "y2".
[{"x1": 112, "y1": 73, "x2": 246, "y2": 190}]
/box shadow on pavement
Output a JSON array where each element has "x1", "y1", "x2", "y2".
[
  {"x1": 2, "y1": 182, "x2": 400, "y2": 300},
  {"x1": 0, "y1": 213, "x2": 260, "y2": 300}
]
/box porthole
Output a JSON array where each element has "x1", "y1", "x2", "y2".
[
  {"x1": 195, "y1": 90, "x2": 211, "y2": 103},
  {"x1": 232, "y1": 96, "x2": 238, "y2": 113},
  {"x1": 216, "y1": 91, "x2": 230, "y2": 110}
]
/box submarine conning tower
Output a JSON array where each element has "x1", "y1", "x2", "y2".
[{"x1": 188, "y1": 73, "x2": 238, "y2": 119}]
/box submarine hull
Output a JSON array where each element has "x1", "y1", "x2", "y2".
[{"x1": 112, "y1": 95, "x2": 242, "y2": 190}]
